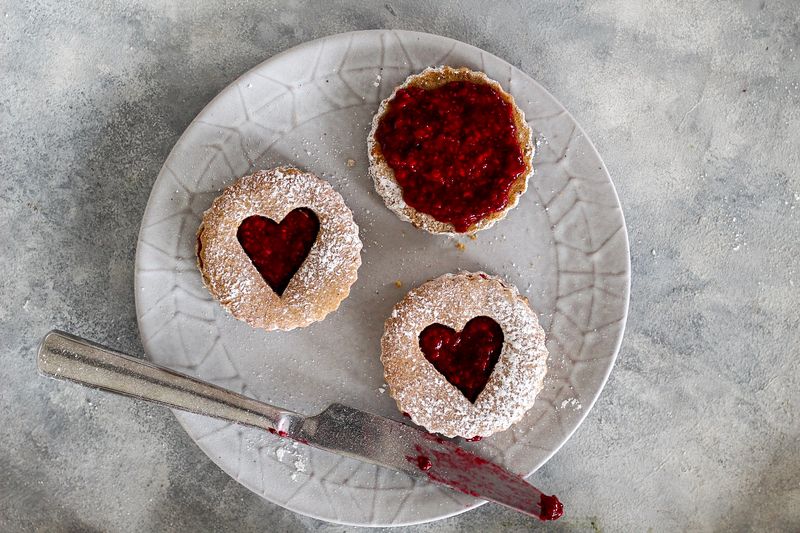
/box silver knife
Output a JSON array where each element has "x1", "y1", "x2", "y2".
[{"x1": 37, "y1": 330, "x2": 563, "y2": 521}]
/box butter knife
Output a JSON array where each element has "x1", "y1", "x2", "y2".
[{"x1": 37, "y1": 330, "x2": 563, "y2": 521}]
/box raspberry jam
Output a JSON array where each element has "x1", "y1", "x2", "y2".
[
  {"x1": 375, "y1": 80, "x2": 526, "y2": 232},
  {"x1": 418, "y1": 316, "x2": 504, "y2": 402},
  {"x1": 236, "y1": 208, "x2": 319, "y2": 296},
  {"x1": 412, "y1": 455, "x2": 433, "y2": 471},
  {"x1": 539, "y1": 494, "x2": 564, "y2": 521},
  {"x1": 407, "y1": 441, "x2": 564, "y2": 521}
]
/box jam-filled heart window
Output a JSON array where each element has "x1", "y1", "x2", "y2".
[
  {"x1": 418, "y1": 316, "x2": 504, "y2": 403},
  {"x1": 237, "y1": 208, "x2": 320, "y2": 296}
]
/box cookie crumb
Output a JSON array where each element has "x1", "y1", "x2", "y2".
[
  {"x1": 455, "y1": 242, "x2": 466, "y2": 251},
  {"x1": 346, "y1": 158, "x2": 356, "y2": 167},
  {"x1": 468, "y1": 234, "x2": 477, "y2": 240},
  {"x1": 394, "y1": 280, "x2": 403, "y2": 288}
]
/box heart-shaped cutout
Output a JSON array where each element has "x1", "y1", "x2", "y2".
[
  {"x1": 418, "y1": 316, "x2": 504, "y2": 403},
  {"x1": 236, "y1": 208, "x2": 319, "y2": 296}
]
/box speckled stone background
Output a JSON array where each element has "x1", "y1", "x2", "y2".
[{"x1": 1, "y1": 1, "x2": 799, "y2": 531}]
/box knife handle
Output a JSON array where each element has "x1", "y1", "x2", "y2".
[{"x1": 37, "y1": 330, "x2": 303, "y2": 434}]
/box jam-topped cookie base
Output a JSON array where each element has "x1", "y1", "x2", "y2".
[{"x1": 375, "y1": 79, "x2": 526, "y2": 232}]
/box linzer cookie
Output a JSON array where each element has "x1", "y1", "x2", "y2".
[
  {"x1": 381, "y1": 272, "x2": 548, "y2": 439},
  {"x1": 196, "y1": 167, "x2": 362, "y2": 331},
  {"x1": 368, "y1": 67, "x2": 534, "y2": 234}
]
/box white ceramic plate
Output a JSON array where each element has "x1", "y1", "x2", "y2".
[{"x1": 134, "y1": 30, "x2": 629, "y2": 526}]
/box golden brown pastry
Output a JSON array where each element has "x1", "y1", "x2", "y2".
[
  {"x1": 381, "y1": 272, "x2": 548, "y2": 438},
  {"x1": 196, "y1": 167, "x2": 362, "y2": 331}
]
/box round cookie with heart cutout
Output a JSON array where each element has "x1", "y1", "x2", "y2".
[
  {"x1": 381, "y1": 272, "x2": 548, "y2": 439},
  {"x1": 368, "y1": 66, "x2": 534, "y2": 235},
  {"x1": 196, "y1": 167, "x2": 362, "y2": 331}
]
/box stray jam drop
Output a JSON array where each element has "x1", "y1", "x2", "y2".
[
  {"x1": 418, "y1": 316, "x2": 504, "y2": 402},
  {"x1": 236, "y1": 208, "x2": 319, "y2": 296},
  {"x1": 375, "y1": 81, "x2": 526, "y2": 232},
  {"x1": 539, "y1": 494, "x2": 564, "y2": 521},
  {"x1": 415, "y1": 455, "x2": 433, "y2": 471},
  {"x1": 267, "y1": 427, "x2": 307, "y2": 445}
]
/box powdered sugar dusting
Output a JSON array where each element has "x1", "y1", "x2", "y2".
[
  {"x1": 274, "y1": 441, "x2": 308, "y2": 482},
  {"x1": 381, "y1": 272, "x2": 548, "y2": 438},
  {"x1": 197, "y1": 167, "x2": 362, "y2": 331},
  {"x1": 559, "y1": 397, "x2": 582, "y2": 411}
]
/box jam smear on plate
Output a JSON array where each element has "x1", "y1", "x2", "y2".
[{"x1": 375, "y1": 81, "x2": 526, "y2": 232}]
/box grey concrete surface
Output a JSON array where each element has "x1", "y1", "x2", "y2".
[{"x1": 1, "y1": 0, "x2": 799, "y2": 531}]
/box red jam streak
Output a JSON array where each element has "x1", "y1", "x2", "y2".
[
  {"x1": 267, "y1": 427, "x2": 308, "y2": 445},
  {"x1": 236, "y1": 208, "x2": 319, "y2": 296},
  {"x1": 406, "y1": 441, "x2": 563, "y2": 521},
  {"x1": 374, "y1": 81, "x2": 526, "y2": 232},
  {"x1": 465, "y1": 435, "x2": 483, "y2": 442},
  {"x1": 418, "y1": 316, "x2": 504, "y2": 402}
]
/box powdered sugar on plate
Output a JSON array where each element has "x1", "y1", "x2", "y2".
[{"x1": 274, "y1": 441, "x2": 309, "y2": 482}]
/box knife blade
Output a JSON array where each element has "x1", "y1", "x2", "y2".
[{"x1": 37, "y1": 330, "x2": 563, "y2": 521}]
